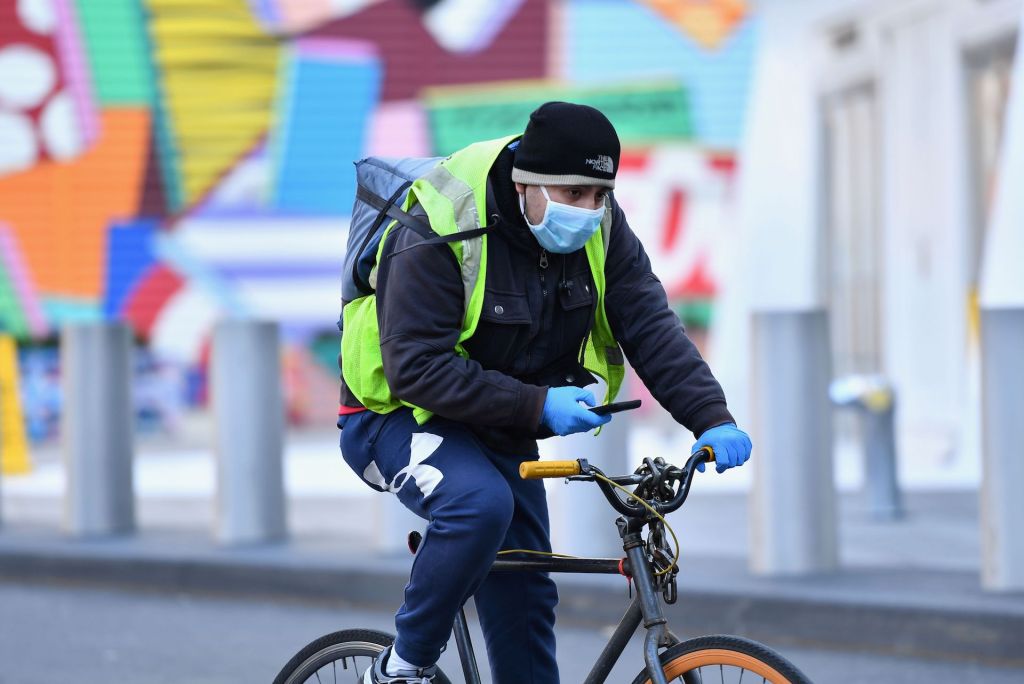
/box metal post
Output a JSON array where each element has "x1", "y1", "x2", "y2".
[
  {"x1": 750, "y1": 310, "x2": 838, "y2": 575},
  {"x1": 211, "y1": 320, "x2": 287, "y2": 545},
  {"x1": 980, "y1": 309, "x2": 1024, "y2": 591},
  {"x1": 545, "y1": 374, "x2": 633, "y2": 559},
  {"x1": 862, "y1": 396, "x2": 902, "y2": 520},
  {"x1": 61, "y1": 323, "x2": 135, "y2": 537},
  {"x1": 830, "y1": 376, "x2": 903, "y2": 520}
]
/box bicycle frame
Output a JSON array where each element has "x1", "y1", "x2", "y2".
[{"x1": 450, "y1": 515, "x2": 681, "y2": 684}]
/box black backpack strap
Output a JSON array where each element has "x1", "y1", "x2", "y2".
[
  {"x1": 363, "y1": 178, "x2": 497, "y2": 261},
  {"x1": 352, "y1": 181, "x2": 417, "y2": 293},
  {"x1": 356, "y1": 182, "x2": 434, "y2": 237},
  {"x1": 385, "y1": 225, "x2": 493, "y2": 260}
]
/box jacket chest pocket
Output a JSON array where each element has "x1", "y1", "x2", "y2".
[
  {"x1": 481, "y1": 288, "x2": 533, "y2": 325},
  {"x1": 556, "y1": 271, "x2": 596, "y2": 358},
  {"x1": 465, "y1": 288, "x2": 533, "y2": 370},
  {"x1": 558, "y1": 272, "x2": 594, "y2": 313}
]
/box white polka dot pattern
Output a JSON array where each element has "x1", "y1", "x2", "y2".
[
  {"x1": 0, "y1": 44, "x2": 57, "y2": 110},
  {"x1": 0, "y1": 110, "x2": 39, "y2": 174},
  {"x1": 40, "y1": 90, "x2": 83, "y2": 160},
  {"x1": 17, "y1": 0, "x2": 57, "y2": 36}
]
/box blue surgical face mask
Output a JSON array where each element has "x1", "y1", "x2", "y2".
[{"x1": 520, "y1": 186, "x2": 605, "y2": 254}]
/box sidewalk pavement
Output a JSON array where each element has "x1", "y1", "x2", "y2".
[{"x1": 1, "y1": 427, "x2": 1023, "y2": 667}]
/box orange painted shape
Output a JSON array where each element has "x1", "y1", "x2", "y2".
[
  {"x1": 641, "y1": 0, "x2": 748, "y2": 50},
  {"x1": 0, "y1": 109, "x2": 150, "y2": 300}
]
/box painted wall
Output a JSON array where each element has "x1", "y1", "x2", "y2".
[{"x1": 0, "y1": 0, "x2": 758, "y2": 428}]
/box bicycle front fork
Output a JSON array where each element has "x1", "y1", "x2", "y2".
[{"x1": 620, "y1": 520, "x2": 680, "y2": 684}]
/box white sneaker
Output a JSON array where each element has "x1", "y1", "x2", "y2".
[{"x1": 363, "y1": 645, "x2": 437, "y2": 683}]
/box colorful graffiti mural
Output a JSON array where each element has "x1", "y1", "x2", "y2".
[{"x1": 0, "y1": 0, "x2": 756, "y2": 428}]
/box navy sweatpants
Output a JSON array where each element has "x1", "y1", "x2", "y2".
[{"x1": 339, "y1": 408, "x2": 559, "y2": 684}]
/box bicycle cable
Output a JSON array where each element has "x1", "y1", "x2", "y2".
[
  {"x1": 593, "y1": 472, "x2": 681, "y2": 577},
  {"x1": 495, "y1": 469, "x2": 683, "y2": 575},
  {"x1": 496, "y1": 549, "x2": 582, "y2": 559}
]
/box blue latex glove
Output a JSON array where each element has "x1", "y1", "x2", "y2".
[
  {"x1": 541, "y1": 387, "x2": 612, "y2": 436},
  {"x1": 692, "y1": 423, "x2": 752, "y2": 474}
]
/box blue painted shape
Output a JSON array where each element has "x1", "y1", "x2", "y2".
[
  {"x1": 246, "y1": 0, "x2": 280, "y2": 29},
  {"x1": 103, "y1": 220, "x2": 158, "y2": 319},
  {"x1": 271, "y1": 46, "x2": 382, "y2": 215},
  {"x1": 566, "y1": 0, "x2": 758, "y2": 149},
  {"x1": 43, "y1": 298, "x2": 103, "y2": 323}
]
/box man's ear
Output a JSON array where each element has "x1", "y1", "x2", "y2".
[{"x1": 514, "y1": 182, "x2": 527, "y2": 195}]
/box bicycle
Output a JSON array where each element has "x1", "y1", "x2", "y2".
[{"x1": 274, "y1": 448, "x2": 813, "y2": 684}]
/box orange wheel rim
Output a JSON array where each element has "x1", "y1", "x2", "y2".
[{"x1": 645, "y1": 648, "x2": 793, "y2": 684}]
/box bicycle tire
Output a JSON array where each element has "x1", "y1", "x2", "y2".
[
  {"x1": 273, "y1": 628, "x2": 453, "y2": 684},
  {"x1": 631, "y1": 634, "x2": 813, "y2": 684}
]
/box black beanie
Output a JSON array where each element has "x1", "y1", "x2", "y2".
[{"x1": 512, "y1": 101, "x2": 620, "y2": 189}]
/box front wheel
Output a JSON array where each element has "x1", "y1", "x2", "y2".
[
  {"x1": 273, "y1": 628, "x2": 452, "y2": 684},
  {"x1": 631, "y1": 635, "x2": 813, "y2": 684}
]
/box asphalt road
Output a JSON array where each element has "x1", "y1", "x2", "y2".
[{"x1": 1, "y1": 579, "x2": 1020, "y2": 684}]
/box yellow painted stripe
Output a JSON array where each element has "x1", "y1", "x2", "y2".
[
  {"x1": 156, "y1": 47, "x2": 280, "y2": 64},
  {"x1": 0, "y1": 335, "x2": 32, "y2": 475},
  {"x1": 150, "y1": 17, "x2": 272, "y2": 36},
  {"x1": 166, "y1": 100, "x2": 275, "y2": 119},
  {"x1": 145, "y1": 0, "x2": 279, "y2": 207}
]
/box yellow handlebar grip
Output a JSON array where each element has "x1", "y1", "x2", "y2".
[
  {"x1": 699, "y1": 446, "x2": 716, "y2": 462},
  {"x1": 519, "y1": 460, "x2": 582, "y2": 480}
]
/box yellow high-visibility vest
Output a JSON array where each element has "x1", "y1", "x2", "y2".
[{"x1": 341, "y1": 136, "x2": 624, "y2": 425}]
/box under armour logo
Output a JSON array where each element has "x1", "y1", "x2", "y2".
[
  {"x1": 362, "y1": 432, "x2": 445, "y2": 498},
  {"x1": 586, "y1": 155, "x2": 614, "y2": 173}
]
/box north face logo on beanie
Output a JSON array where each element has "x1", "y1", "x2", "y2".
[{"x1": 586, "y1": 155, "x2": 614, "y2": 174}]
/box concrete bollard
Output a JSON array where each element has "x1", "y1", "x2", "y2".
[
  {"x1": 211, "y1": 320, "x2": 287, "y2": 545},
  {"x1": 980, "y1": 309, "x2": 1024, "y2": 591},
  {"x1": 547, "y1": 403, "x2": 632, "y2": 559},
  {"x1": 61, "y1": 323, "x2": 136, "y2": 537},
  {"x1": 976, "y1": 9, "x2": 1024, "y2": 593},
  {"x1": 750, "y1": 310, "x2": 838, "y2": 575}
]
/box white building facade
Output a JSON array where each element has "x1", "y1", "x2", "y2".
[{"x1": 741, "y1": 0, "x2": 1022, "y2": 585}]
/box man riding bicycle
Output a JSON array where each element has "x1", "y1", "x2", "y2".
[{"x1": 337, "y1": 101, "x2": 752, "y2": 683}]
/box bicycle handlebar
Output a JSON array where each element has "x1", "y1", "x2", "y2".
[
  {"x1": 519, "y1": 460, "x2": 582, "y2": 479},
  {"x1": 520, "y1": 447, "x2": 716, "y2": 518}
]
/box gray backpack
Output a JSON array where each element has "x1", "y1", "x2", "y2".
[
  {"x1": 339, "y1": 156, "x2": 496, "y2": 330},
  {"x1": 342, "y1": 156, "x2": 443, "y2": 303}
]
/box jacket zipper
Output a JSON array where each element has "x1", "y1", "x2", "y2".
[{"x1": 539, "y1": 249, "x2": 548, "y2": 297}]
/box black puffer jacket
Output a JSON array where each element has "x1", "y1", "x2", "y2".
[{"x1": 339, "y1": 143, "x2": 733, "y2": 455}]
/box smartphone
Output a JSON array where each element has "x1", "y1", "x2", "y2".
[{"x1": 589, "y1": 399, "x2": 642, "y2": 416}]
